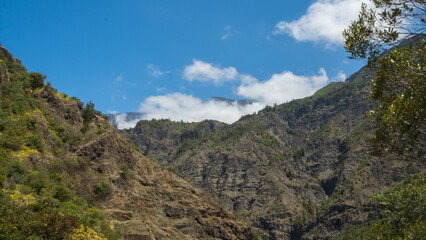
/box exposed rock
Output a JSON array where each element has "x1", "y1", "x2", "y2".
[
  {"x1": 123, "y1": 67, "x2": 425, "y2": 239},
  {"x1": 37, "y1": 83, "x2": 84, "y2": 129},
  {"x1": 75, "y1": 127, "x2": 256, "y2": 239}
]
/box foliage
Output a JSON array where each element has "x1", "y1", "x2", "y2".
[
  {"x1": 67, "y1": 225, "x2": 106, "y2": 240},
  {"x1": 370, "y1": 40, "x2": 425, "y2": 155},
  {"x1": 0, "y1": 191, "x2": 78, "y2": 239},
  {"x1": 28, "y1": 72, "x2": 46, "y2": 90},
  {"x1": 0, "y1": 48, "x2": 125, "y2": 239},
  {"x1": 365, "y1": 175, "x2": 425, "y2": 239},
  {"x1": 93, "y1": 181, "x2": 112, "y2": 197},
  {"x1": 343, "y1": 0, "x2": 425, "y2": 156},
  {"x1": 338, "y1": 175, "x2": 426, "y2": 239},
  {"x1": 343, "y1": 0, "x2": 425, "y2": 65},
  {"x1": 120, "y1": 163, "x2": 129, "y2": 173},
  {"x1": 82, "y1": 101, "x2": 96, "y2": 123}
]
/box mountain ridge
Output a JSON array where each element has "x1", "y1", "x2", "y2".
[{"x1": 122, "y1": 64, "x2": 425, "y2": 239}]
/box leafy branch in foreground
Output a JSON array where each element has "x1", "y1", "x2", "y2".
[{"x1": 343, "y1": 0, "x2": 425, "y2": 157}]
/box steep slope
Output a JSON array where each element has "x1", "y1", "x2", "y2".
[
  {"x1": 123, "y1": 66, "x2": 425, "y2": 239},
  {"x1": 0, "y1": 44, "x2": 255, "y2": 239}
]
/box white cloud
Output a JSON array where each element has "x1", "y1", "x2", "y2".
[
  {"x1": 273, "y1": 0, "x2": 364, "y2": 46},
  {"x1": 137, "y1": 68, "x2": 330, "y2": 124},
  {"x1": 133, "y1": 60, "x2": 335, "y2": 124},
  {"x1": 335, "y1": 71, "x2": 346, "y2": 82},
  {"x1": 183, "y1": 59, "x2": 238, "y2": 85},
  {"x1": 139, "y1": 93, "x2": 264, "y2": 124},
  {"x1": 221, "y1": 25, "x2": 238, "y2": 40},
  {"x1": 237, "y1": 68, "x2": 329, "y2": 105},
  {"x1": 114, "y1": 113, "x2": 144, "y2": 130},
  {"x1": 221, "y1": 33, "x2": 231, "y2": 40},
  {"x1": 147, "y1": 64, "x2": 167, "y2": 78},
  {"x1": 116, "y1": 74, "x2": 123, "y2": 82},
  {"x1": 240, "y1": 74, "x2": 258, "y2": 85}
]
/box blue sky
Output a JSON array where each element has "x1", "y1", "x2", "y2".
[{"x1": 0, "y1": 0, "x2": 366, "y2": 127}]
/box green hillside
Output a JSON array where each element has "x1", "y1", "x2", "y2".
[{"x1": 0, "y1": 44, "x2": 256, "y2": 239}]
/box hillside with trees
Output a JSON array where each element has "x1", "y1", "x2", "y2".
[{"x1": 0, "y1": 44, "x2": 255, "y2": 239}]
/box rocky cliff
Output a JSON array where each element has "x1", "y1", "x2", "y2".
[{"x1": 122, "y1": 67, "x2": 425, "y2": 239}]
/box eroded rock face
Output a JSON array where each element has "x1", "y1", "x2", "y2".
[
  {"x1": 75, "y1": 128, "x2": 256, "y2": 240},
  {"x1": 35, "y1": 92, "x2": 256, "y2": 239},
  {"x1": 123, "y1": 67, "x2": 425, "y2": 239},
  {"x1": 37, "y1": 83, "x2": 84, "y2": 128}
]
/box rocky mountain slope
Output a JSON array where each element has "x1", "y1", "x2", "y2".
[
  {"x1": 122, "y1": 66, "x2": 425, "y2": 239},
  {"x1": 0, "y1": 44, "x2": 256, "y2": 239}
]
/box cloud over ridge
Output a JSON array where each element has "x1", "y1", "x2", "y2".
[
  {"x1": 139, "y1": 93, "x2": 264, "y2": 124},
  {"x1": 133, "y1": 61, "x2": 332, "y2": 126}
]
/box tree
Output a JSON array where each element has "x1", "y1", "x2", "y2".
[
  {"x1": 82, "y1": 101, "x2": 96, "y2": 123},
  {"x1": 343, "y1": 0, "x2": 425, "y2": 156},
  {"x1": 28, "y1": 72, "x2": 46, "y2": 90}
]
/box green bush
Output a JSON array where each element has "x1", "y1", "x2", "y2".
[
  {"x1": 28, "y1": 72, "x2": 46, "y2": 90},
  {"x1": 25, "y1": 135, "x2": 43, "y2": 152},
  {"x1": 92, "y1": 181, "x2": 112, "y2": 197},
  {"x1": 120, "y1": 163, "x2": 129, "y2": 173},
  {"x1": 348, "y1": 175, "x2": 426, "y2": 240},
  {"x1": 5, "y1": 160, "x2": 28, "y2": 183},
  {"x1": 24, "y1": 167, "x2": 49, "y2": 194},
  {"x1": 82, "y1": 101, "x2": 96, "y2": 123},
  {"x1": 0, "y1": 200, "x2": 78, "y2": 239},
  {"x1": 53, "y1": 185, "x2": 73, "y2": 202}
]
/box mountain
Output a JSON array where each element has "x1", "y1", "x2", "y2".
[
  {"x1": 122, "y1": 65, "x2": 425, "y2": 239},
  {"x1": 209, "y1": 97, "x2": 257, "y2": 106},
  {"x1": 0, "y1": 44, "x2": 256, "y2": 239}
]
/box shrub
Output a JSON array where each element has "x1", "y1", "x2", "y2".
[
  {"x1": 53, "y1": 185, "x2": 73, "y2": 202},
  {"x1": 68, "y1": 225, "x2": 105, "y2": 240},
  {"x1": 120, "y1": 163, "x2": 129, "y2": 173},
  {"x1": 25, "y1": 168, "x2": 49, "y2": 194},
  {"x1": 92, "y1": 181, "x2": 111, "y2": 197},
  {"x1": 5, "y1": 160, "x2": 28, "y2": 183},
  {"x1": 25, "y1": 135, "x2": 44, "y2": 152},
  {"x1": 82, "y1": 101, "x2": 96, "y2": 123},
  {"x1": 28, "y1": 72, "x2": 46, "y2": 90}
]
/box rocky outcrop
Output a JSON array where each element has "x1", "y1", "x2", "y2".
[
  {"x1": 123, "y1": 67, "x2": 425, "y2": 239},
  {"x1": 75, "y1": 128, "x2": 255, "y2": 239}
]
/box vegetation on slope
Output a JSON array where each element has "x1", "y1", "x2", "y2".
[
  {"x1": 0, "y1": 44, "x2": 256, "y2": 240},
  {"x1": 0, "y1": 45, "x2": 124, "y2": 239}
]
